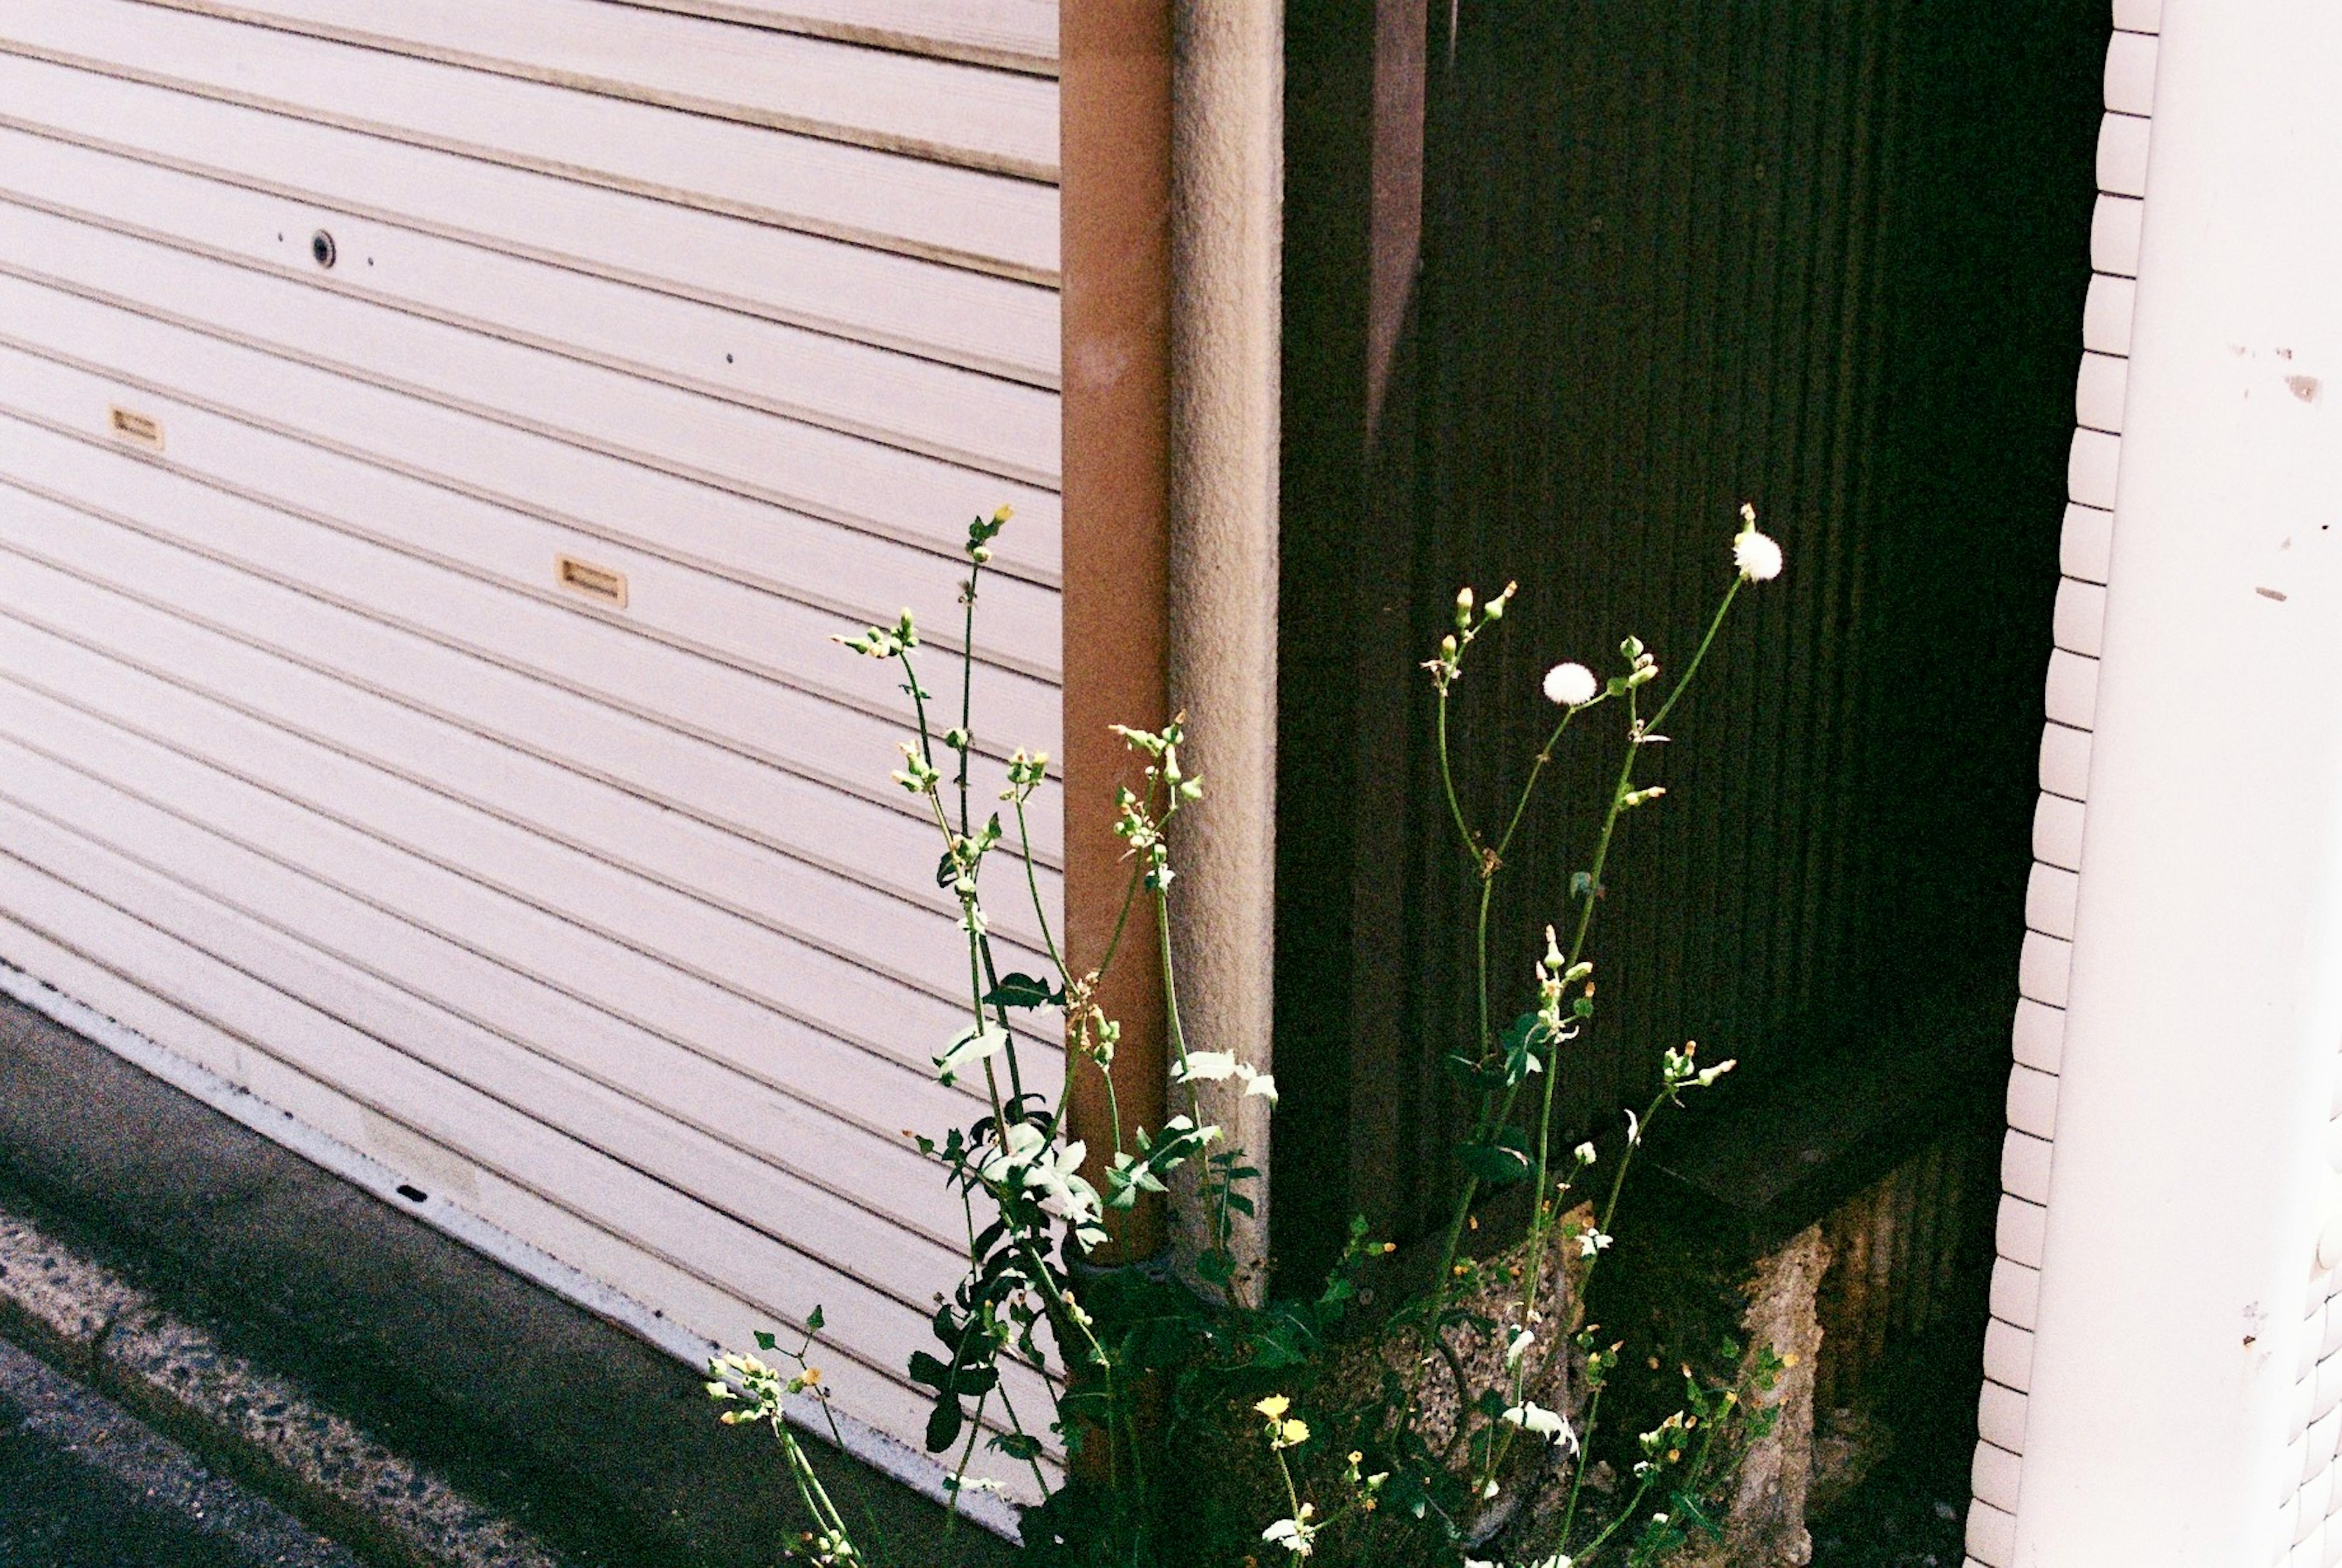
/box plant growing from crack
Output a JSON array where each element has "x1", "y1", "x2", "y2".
[{"x1": 712, "y1": 503, "x2": 1790, "y2": 1568}]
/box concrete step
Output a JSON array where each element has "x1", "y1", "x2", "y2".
[{"x1": 0, "y1": 990, "x2": 1007, "y2": 1568}]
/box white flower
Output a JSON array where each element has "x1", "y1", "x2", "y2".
[
  {"x1": 1542, "y1": 661, "x2": 1599, "y2": 707},
  {"x1": 1172, "y1": 1051, "x2": 1237, "y2": 1083},
  {"x1": 935, "y1": 1024, "x2": 1009, "y2": 1086},
  {"x1": 1733, "y1": 523, "x2": 1784, "y2": 582},
  {"x1": 1506, "y1": 1327, "x2": 1536, "y2": 1366},
  {"x1": 979, "y1": 1125, "x2": 1109, "y2": 1249},
  {"x1": 1625, "y1": 1108, "x2": 1642, "y2": 1146},
  {"x1": 1172, "y1": 1053, "x2": 1278, "y2": 1105},
  {"x1": 1500, "y1": 1401, "x2": 1577, "y2": 1448},
  {"x1": 1236, "y1": 1064, "x2": 1280, "y2": 1104},
  {"x1": 976, "y1": 1119, "x2": 1047, "y2": 1183},
  {"x1": 1577, "y1": 1226, "x2": 1613, "y2": 1259},
  {"x1": 1574, "y1": 1141, "x2": 1598, "y2": 1165},
  {"x1": 1697, "y1": 1058, "x2": 1738, "y2": 1087},
  {"x1": 1262, "y1": 1503, "x2": 1319, "y2": 1556}
]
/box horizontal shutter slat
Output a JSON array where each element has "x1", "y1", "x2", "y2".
[
  {"x1": 0, "y1": 0, "x2": 1059, "y2": 277},
  {"x1": 0, "y1": 51, "x2": 1058, "y2": 381}
]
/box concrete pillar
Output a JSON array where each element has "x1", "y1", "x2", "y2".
[
  {"x1": 2012, "y1": 2, "x2": 2342, "y2": 1559},
  {"x1": 1166, "y1": 0, "x2": 1282, "y2": 1298}
]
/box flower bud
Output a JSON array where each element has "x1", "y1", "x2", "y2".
[
  {"x1": 1455, "y1": 586, "x2": 1474, "y2": 629},
  {"x1": 1440, "y1": 633, "x2": 1458, "y2": 659}
]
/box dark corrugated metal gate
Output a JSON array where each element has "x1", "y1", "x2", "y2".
[{"x1": 1275, "y1": 1, "x2": 2108, "y2": 1282}]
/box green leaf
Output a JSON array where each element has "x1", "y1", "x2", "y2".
[
  {"x1": 925, "y1": 1395, "x2": 964, "y2": 1453},
  {"x1": 1458, "y1": 1123, "x2": 1534, "y2": 1187},
  {"x1": 805, "y1": 1305, "x2": 825, "y2": 1332},
  {"x1": 753, "y1": 1330, "x2": 777, "y2": 1351},
  {"x1": 1442, "y1": 1051, "x2": 1494, "y2": 1094},
  {"x1": 1500, "y1": 1008, "x2": 1547, "y2": 1053},
  {"x1": 983, "y1": 973, "x2": 1063, "y2": 1010},
  {"x1": 909, "y1": 1351, "x2": 953, "y2": 1392},
  {"x1": 1458, "y1": 1139, "x2": 1531, "y2": 1186},
  {"x1": 990, "y1": 1432, "x2": 1043, "y2": 1462}
]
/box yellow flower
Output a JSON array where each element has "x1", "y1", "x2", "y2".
[
  {"x1": 1254, "y1": 1395, "x2": 1291, "y2": 1421},
  {"x1": 1280, "y1": 1419, "x2": 1311, "y2": 1447}
]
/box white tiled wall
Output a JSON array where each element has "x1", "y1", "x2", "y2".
[{"x1": 1963, "y1": 4, "x2": 2160, "y2": 1562}]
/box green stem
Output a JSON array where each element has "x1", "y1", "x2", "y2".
[
  {"x1": 947, "y1": 1387, "x2": 992, "y2": 1516},
  {"x1": 1492, "y1": 701, "x2": 1597, "y2": 867},
  {"x1": 1556, "y1": 1380, "x2": 1612, "y2": 1549},
  {"x1": 1434, "y1": 684, "x2": 1479, "y2": 868},
  {"x1": 956, "y1": 565, "x2": 983, "y2": 840},
  {"x1": 897, "y1": 649, "x2": 939, "y2": 776},
  {"x1": 1571, "y1": 1459, "x2": 1663, "y2": 1566},
  {"x1": 1523, "y1": 697, "x2": 1641, "y2": 1239},
  {"x1": 1097, "y1": 854, "x2": 1148, "y2": 986},
  {"x1": 1011, "y1": 796, "x2": 1068, "y2": 981},
  {"x1": 1646, "y1": 576, "x2": 1741, "y2": 735},
  {"x1": 1414, "y1": 703, "x2": 1635, "y2": 1423},
  {"x1": 1474, "y1": 876, "x2": 1494, "y2": 1057},
  {"x1": 1484, "y1": 1085, "x2": 1669, "y2": 1486},
  {"x1": 1156, "y1": 886, "x2": 1235, "y2": 1265}
]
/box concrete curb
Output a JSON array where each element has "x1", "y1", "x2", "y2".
[
  {"x1": 0, "y1": 1334, "x2": 365, "y2": 1567},
  {"x1": 0, "y1": 1206, "x2": 562, "y2": 1568}
]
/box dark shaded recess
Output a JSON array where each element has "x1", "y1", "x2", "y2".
[{"x1": 1275, "y1": 0, "x2": 2104, "y2": 1291}]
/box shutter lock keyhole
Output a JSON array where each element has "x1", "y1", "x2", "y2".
[{"x1": 310, "y1": 229, "x2": 337, "y2": 268}]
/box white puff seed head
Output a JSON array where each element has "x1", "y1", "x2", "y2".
[
  {"x1": 1543, "y1": 662, "x2": 1599, "y2": 707},
  {"x1": 1734, "y1": 503, "x2": 1783, "y2": 582}
]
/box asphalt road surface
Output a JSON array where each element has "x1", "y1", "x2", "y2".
[{"x1": 0, "y1": 1336, "x2": 362, "y2": 1568}]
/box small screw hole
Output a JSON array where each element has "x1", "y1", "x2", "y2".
[{"x1": 395, "y1": 1183, "x2": 428, "y2": 1203}]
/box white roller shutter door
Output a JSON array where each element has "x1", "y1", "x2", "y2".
[{"x1": 0, "y1": 0, "x2": 1061, "y2": 1500}]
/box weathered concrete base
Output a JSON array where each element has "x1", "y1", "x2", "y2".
[
  {"x1": 0, "y1": 1206, "x2": 558, "y2": 1568},
  {"x1": 1674, "y1": 1223, "x2": 1831, "y2": 1568}
]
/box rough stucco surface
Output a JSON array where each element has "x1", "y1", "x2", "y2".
[
  {"x1": 1165, "y1": 0, "x2": 1281, "y2": 1298},
  {"x1": 1675, "y1": 1224, "x2": 1830, "y2": 1568}
]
